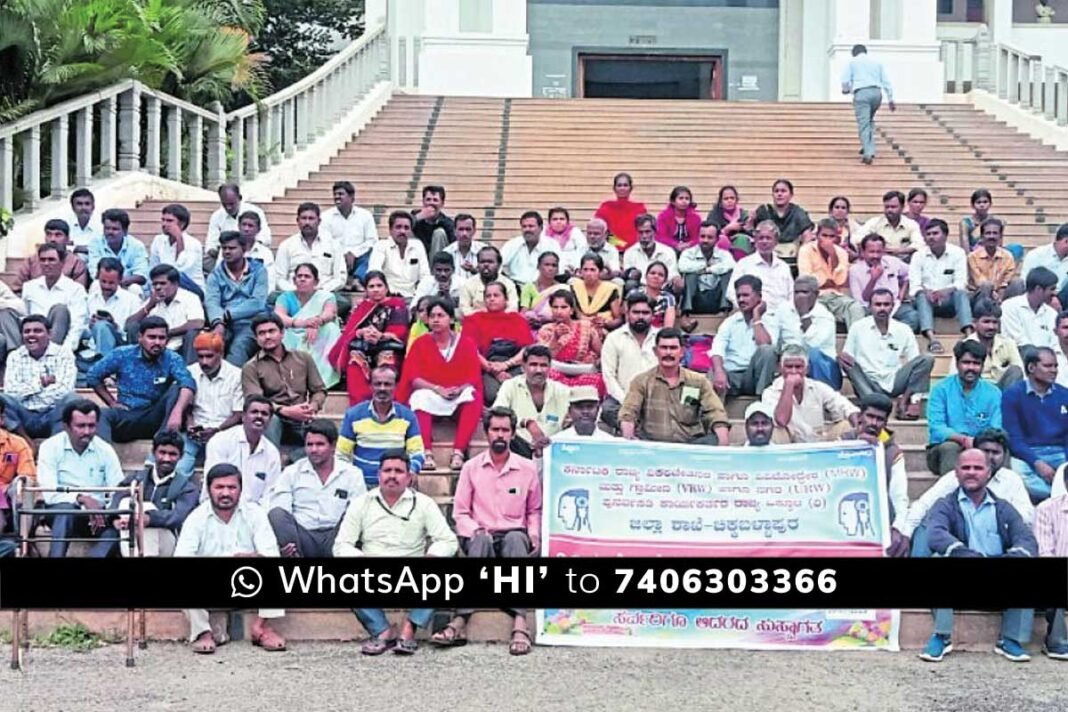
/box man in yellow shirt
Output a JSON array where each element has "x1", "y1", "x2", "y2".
[{"x1": 0, "y1": 398, "x2": 37, "y2": 535}]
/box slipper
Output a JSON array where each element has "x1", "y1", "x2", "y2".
[
  {"x1": 509, "y1": 628, "x2": 533, "y2": 656},
  {"x1": 191, "y1": 634, "x2": 216, "y2": 655},
  {"x1": 251, "y1": 628, "x2": 287, "y2": 652},
  {"x1": 393, "y1": 638, "x2": 419, "y2": 655},
  {"x1": 361, "y1": 636, "x2": 397, "y2": 656},
  {"x1": 430, "y1": 623, "x2": 468, "y2": 647},
  {"x1": 927, "y1": 340, "x2": 944, "y2": 354},
  {"x1": 449, "y1": 451, "x2": 465, "y2": 471},
  {"x1": 423, "y1": 453, "x2": 438, "y2": 471}
]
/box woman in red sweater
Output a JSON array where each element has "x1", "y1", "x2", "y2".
[{"x1": 594, "y1": 172, "x2": 647, "y2": 251}]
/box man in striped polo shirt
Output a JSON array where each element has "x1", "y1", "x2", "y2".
[{"x1": 338, "y1": 366, "x2": 425, "y2": 489}]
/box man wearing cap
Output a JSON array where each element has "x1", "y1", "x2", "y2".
[
  {"x1": 744, "y1": 402, "x2": 775, "y2": 447},
  {"x1": 554, "y1": 386, "x2": 617, "y2": 440},
  {"x1": 180, "y1": 332, "x2": 244, "y2": 480},
  {"x1": 620, "y1": 328, "x2": 730, "y2": 445}
]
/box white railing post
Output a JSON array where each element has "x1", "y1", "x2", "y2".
[
  {"x1": 21, "y1": 126, "x2": 41, "y2": 211},
  {"x1": 145, "y1": 96, "x2": 162, "y2": 176},
  {"x1": 245, "y1": 112, "x2": 259, "y2": 179},
  {"x1": 296, "y1": 92, "x2": 310, "y2": 149},
  {"x1": 166, "y1": 106, "x2": 183, "y2": 182},
  {"x1": 1045, "y1": 66, "x2": 1056, "y2": 120},
  {"x1": 117, "y1": 85, "x2": 142, "y2": 171},
  {"x1": 260, "y1": 107, "x2": 273, "y2": 168},
  {"x1": 1, "y1": 137, "x2": 14, "y2": 213},
  {"x1": 1030, "y1": 58, "x2": 1042, "y2": 111},
  {"x1": 997, "y1": 47, "x2": 1008, "y2": 99},
  {"x1": 283, "y1": 98, "x2": 296, "y2": 158},
  {"x1": 1058, "y1": 70, "x2": 1068, "y2": 126},
  {"x1": 188, "y1": 114, "x2": 203, "y2": 187},
  {"x1": 229, "y1": 116, "x2": 244, "y2": 181},
  {"x1": 50, "y1": 115, "x2": 69, "y2": 199},
  {"x1": 206, "y1": 102, "x2": 226, "y2": 188},
  {"x1": 74, "y1": 107, "x2": 93, "y2": 187},
  {"x1": 269, "y1": 105, "x2": 283, "y2": 166}
]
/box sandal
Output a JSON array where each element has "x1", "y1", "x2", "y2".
[
  {"x1": 449, "y1": 451, "x2": 466, "y2": 471},
  {"x1": 509, "y1": 628, "x2": 533, "y2": 656},
  {"x1": 927, "y1": 340, "x2": 944, "y2": 355},
  {"x1": 251, "y1": 627, "x2": 287, "y2": 652},
  {"x1": 393, "y1": 638, "x2": 419, "y2": 655},
  {"x1": 361, "y1": 635, "x2": 397, "y2": 656},
  {"x1": 423, "y1": 452, "x2": 438, "y2": 471},
  {"x1": 430, "y1": 622, "x2": 468, "y2": 647},
  {"x1": 191, "y1": 633, "x2": 216, "y2": 655}
]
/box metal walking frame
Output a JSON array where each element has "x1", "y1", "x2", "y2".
[{"x1": 8, "y1": 477, "x2": 148, "y2": 669}]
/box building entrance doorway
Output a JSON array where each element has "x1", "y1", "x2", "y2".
[{"x1": 577, "y1": 54, "x2": 724, "y2": 100}]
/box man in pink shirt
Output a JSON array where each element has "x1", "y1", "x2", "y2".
[
  {"x1": 431, "y1": 406, "x2": 541, "y2": 656},
  {"x1": 848, "y1": 234, "x2": 919, "y2": 332},
  {"x1": 1033, "y1": 476, "x2": 1068, "y2": 659}
]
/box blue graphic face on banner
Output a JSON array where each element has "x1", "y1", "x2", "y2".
[
  {"x1": 558, "y1": 489, "x2": 591, "y2": 532},
  {"x1": 838, "y1": 492, "x2": 875, "y2": 538}
]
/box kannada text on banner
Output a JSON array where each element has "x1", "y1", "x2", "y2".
[{"x1": 537, "y1": 439, "x2": 900, "y2": 651}]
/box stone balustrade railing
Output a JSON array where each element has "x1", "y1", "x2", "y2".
[
  {"x1": 942, "y1": 27, "x2": 1068, "y2": 127},
  {"x1": 0, "y1": 22, "x2": 388, "y2": 214}
]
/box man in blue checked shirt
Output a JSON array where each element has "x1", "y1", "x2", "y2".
[
  {"x1": 87, "y1": 316, "x2": 195, "y2": 443},
  {"x1": 926, "y1": 339, "x2": 1002, "y2": 475}
]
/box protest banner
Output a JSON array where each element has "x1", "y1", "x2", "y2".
[{"x1": 536, "y1": 438, "x2": 901, "y2": 651}]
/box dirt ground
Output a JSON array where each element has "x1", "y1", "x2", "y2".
[{"x1": 6, "y1": 642, "x2": 1067, "y2": 712}]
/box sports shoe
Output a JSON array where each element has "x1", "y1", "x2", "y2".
[
  {"x1": 994, "y1": 638, "x2": 1031, "y2": 662},
  {"x1": 919, "y1": 634, "x2": 952, "y2": 662},
  {"x1": 1042, "y1": 643, "x2": 1068, "y2": 660}
]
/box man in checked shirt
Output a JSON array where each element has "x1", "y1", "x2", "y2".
[{"x1": 1033, "y1": 470, "x2": 1068, "y2": 660}]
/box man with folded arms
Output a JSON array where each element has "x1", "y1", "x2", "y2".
[
  {"x1": 920, "y1": 449, "x2": 1037, "y2": 663},
  {"x1": 333, "y1": 450, "x2": 458, "y2": 656},
  {"x1": 267, "y1": 420, "x2": 365, "y2": 558},
  {"x1": 176, "y1": 463, "x2": 286, "y2": 654},
  {"x1": 432, "y1": 407, "x2": 540, "y2": 655}
]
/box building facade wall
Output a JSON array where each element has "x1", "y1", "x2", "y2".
[{"x1": 527, "y1": 0, "x2": 780, "y2": 101}]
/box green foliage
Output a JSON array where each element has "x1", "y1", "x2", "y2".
[
  {"x1": 0, "y1": 0, "x2": 268, "y2": 120},
  {"x1": 257, "y1": 0, "x2": 365, "y2": 92},
  {"x1": 35, "y1": 623, "x2": 102, "y2": 652}
]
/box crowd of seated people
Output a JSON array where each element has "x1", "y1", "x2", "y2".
[{"x1": 3, "y1": 175, "x2": 1068, "y2": 664}]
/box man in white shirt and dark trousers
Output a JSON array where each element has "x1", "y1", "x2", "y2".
[
  {"x1": 1002, "y1": 267, "x2": 1060, "y2": 361},
  {"x1": 126, "y1": 265, "x2": 205, "y2": 365},
  {"x1": 600, "y1": 292, "x2": 659, "y2": 430},
  {"x1": 176, "y1": 463, "x2": 286, "y2": 654},
  {"x1": 273, "y1": 202, "x2": 349, "y2": 314},
  {"x1": 841, "y1": 44, "x2": 895, "y2": 165},
  {"x1": 267, "y1": 420, "x2": 366, "y2": 558},
  {"x1": 910, "y1": 218, "x2": 973, "y2": 354},
  {"x1": 368, "y1": 211, "x2": 430, "y2": 301},
  {"x1": 203, "y1": 396, "x2": 282, "y2": 505},
  {"x1": 204, "y1": 183, "x2": 272, "y2": 271},
  {"x1": 840, "y1": 288, "x2": 934, "y2": 420},
  {"x1": 22, "y1": 242, "x2": 88, "y2": 352},
  {"x1": 85, "y1": 257, "x2": 141, "y2": 359},
  {"x1": 322, "y1": 181, "x2": 378, "y2": 287},
  {"x1": 501, "y1": 211, "x2": 556, "y2": 287}
]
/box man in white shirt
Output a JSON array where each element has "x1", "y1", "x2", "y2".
[
  {"x1": 273, "y1": 202, "x2": 348, "y2": 296},
  {"x1": 321, "y1": 180, "x2": 377, "y2": 286},
  {"x1": 203, "y1": 396, "x2": 282, "y2": 504},
  {"x1": 126, "y1": 265, "x2": 204, "y2": 363},
  {"x1": 180, "y1": 332, "x2": 245, "y2": 481},
  {"x1": 710, "y1": 275, "x2": 781, "y2": 397},
  {"x1": 771, "y1": 275, "x2": 840, "y2": 389},
  {"x1": 623, "y1": 214, "x2": 680, "y2": 292},
  {"x1": 679, "y1": 221, "x2": 735, "y2": 315},
  {"x1": 65, "y1": 188, "x2": 104, "y2": 255},
  {"x1": 501, "y1": 211, "x2": 557, "y2": 286},
  {"x1": 554, "y1": 386, "x2": 617, "y2": 440},
  {"x1": 443, "y1": 214, "x2": 487, "y2": 278},
  {"x1": 909, "y1": 218, "x2": 973, "y2": 353},
  {"x1": 1020, "y1": 223, "x2": 1068, "y2": 310},
  {"x1": 413, "y1": 252, "x2": 463, "y2": 306},
  {"x1": 150, "y1": 203, "x2": 205, "y2": 295},
  {"x1": 239, "y1": 211, "x2": 277, "y2": 292},
  {"x1": 368, "y1": 210, "x2": 430, "y2": 300},
  {"x1": 0, "y1": 280, "x2": 25, "y2": 364},
  {"x1": 861, "y1": 190, "x2": 921, "y2": 259},
  {"x1": 176, "y1": 463, "x2": 286, "y2": 654},
  {"x1": 600, "y1": 292, "x2": 659, "y2": 430},
  {"x1": 459, "y1": 246, "x2": 519, "y2": 315},
  {"x1": 267, "y1": 420, "x2": 366, "y2": 558},
  {"x1": 905, "y1": 427, "x2": 1032, "y2": 557},
  {"x1": 584, "y1": 218, "x2": 623, "y2": 281},
  {"x1": 85, "y1": 257, "x2": 141, "y2": 358},
  {"x1": 334, "y1": 449, "x2": 458, "y2": 655},
  {"x1": 761, "y1": 344, "x2": 859, "y2": 444},
  {"x1": 1056, "y1": 312, "x2": 1068, "y2": 389},
  {"x1": 1002, "y1": 267, "x2": 1060, "y2": 359},
  {"x1": 1, "y1": 315, "x2": 77, "y2": 438},
  {"x1": 727, "y1": 221, "x2": 794, "y2": 311},
  {"x1": 205, "y1": 182, "x2": 271, "y2": 257},
  {"x1": 840, "y1": 288, "x2": 934, "y2": 420},
  {"x1": 22, "y1": 243, "x2": 88, "y2": 352}
]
